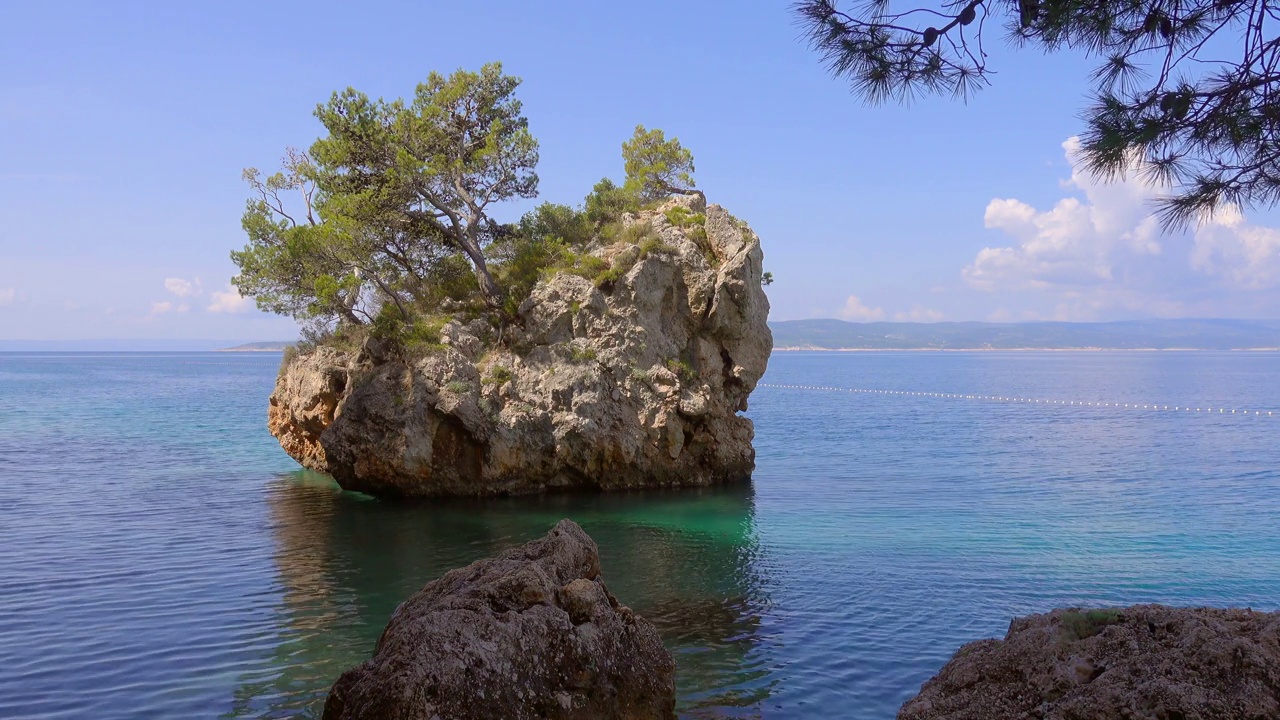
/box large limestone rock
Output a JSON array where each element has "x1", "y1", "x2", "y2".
[
  {"x1": 268, "y1": 194, "x2": 772, "y2": 497},
  {"x1": 322, "y1": 519, "x2": 675, "y2": 720},
  {"x1": 899, "y1": 605, "x2": 1280, "y2": 720}
]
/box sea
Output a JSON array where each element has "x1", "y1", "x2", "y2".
[{"x1": 2, "y1": 350, "x2": 1278, "y2": 719}]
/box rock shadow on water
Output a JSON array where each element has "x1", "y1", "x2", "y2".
[{"x1": 224, "y1": 471, "x2": 776, "y2": 718}]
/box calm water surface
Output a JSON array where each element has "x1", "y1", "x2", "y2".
[{"x1": 2, "y1": 351, "x2": 1278, "y2": 719}]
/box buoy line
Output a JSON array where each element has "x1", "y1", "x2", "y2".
[{"x1": 756, "y1": 383, "x2": 1276, "y2": 417}]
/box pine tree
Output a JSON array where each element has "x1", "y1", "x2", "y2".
[{"x1": 794, "y1": 0, "x2": 1280, "y2": 226}]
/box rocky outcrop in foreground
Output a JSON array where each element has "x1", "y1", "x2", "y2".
[
  {"x1": 899, "y1": 604, "x2": 1280, "y2": 720},
  {"x1": 269, "y1": 194, "x2": 771, "y2": 497},
  {"x1": 323, "y1": 519, "x2": 675, "y2": 720}
]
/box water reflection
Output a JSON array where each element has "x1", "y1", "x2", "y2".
[{"x1": 231, "y1": 472, "x2": 774, "y2": 718}]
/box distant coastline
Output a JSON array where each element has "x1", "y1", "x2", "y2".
[
  {"x1": 769, "y1": 318, "x2": 1280, "y2": 352},
  {"x1": 218, "y1": 342, "x2": 292, "y2": 352}
]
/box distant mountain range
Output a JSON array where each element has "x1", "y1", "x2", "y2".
[
  {"x1": 769, "y1": 319, "x2": 1280, "y2": 350},
  {"x1": 219, "y1": 341, "x2": 293, "y2": 352},
  {"x1": 0, "y1": 339, "x2": 252, "y2": 352}
]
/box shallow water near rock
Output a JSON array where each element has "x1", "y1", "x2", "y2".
[{"x1": 2, "y1": 350, "x2": 1278, "y2": 719}]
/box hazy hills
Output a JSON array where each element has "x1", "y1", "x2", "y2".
[
  {"x1": 769, "y1": 319, "x2": 1280, "y2": 350},
  {"x1": 219, "y1": 341, "x2": 294, "y2": 352}
]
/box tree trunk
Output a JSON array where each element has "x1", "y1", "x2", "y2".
[{"x1": 458, "y1": 238, "x2": 503, "y2": 310}]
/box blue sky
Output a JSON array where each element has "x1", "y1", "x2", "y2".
[{"x1": 3, "y1": 0, "x2": 1278, "y2": 343}]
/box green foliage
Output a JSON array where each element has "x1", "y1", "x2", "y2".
[
  {"x1": 664, "y1": 205, "x2": 711, "y2": 261},
  {"x1": 662, "y1": 205, "x2": 706, "y2": 228},
  {"x1": 417, "y1": 254, "x2": 481, "y2": 310},
  {"x1": 593, "y1": 264, "x2": 627, "y2": 289},
  {"x1": 622, "y1": 125, "x2": 696, "y2": 203},
  {"x1": 362, "y1": 304, "x2": 449, "y2": 354},
  {"x1": 594, "y1": 242, "x2": 649, "y2": 289},
  {"x1": 569, "y1": 345, "x2": 598, "y2": 363},
  {"x1": 494, "y1": 182, "x2": 660, "y2": 305},
  {"x1": 638, "y1": 237, "x2": 676, "y2": 257},
  {"x1": 794, "y1": 0, "x2": 1280, "y2": 225},
  {"x1": 233, "y1": 153, "x2": 374, "y2": 329},
  {"x1": 601, "y1": 220, "x2": 659, "y2": 247},
  {"x1": 404, "y1": 317, "x2": 447, "y2": 352},
  {"x1": 629, "y1": 367, "x2": 651, "y2": 383},
  {"x1": 678, "y1": 222, "x2": 715, "y2": 267},
  {"x1": 236, "y1": 89, "x2": 728, "y2": 359},
  {"x1": 544, "y1": 249, "x2": 611, "y2": 284},
  {"x1": 445, "y1": 380, "x2": 472, "y2": 394},
  {"x1": 280, "y1": 344, "x2": 300, "y2": 371},
  {"x1": 569, "y1": 300, "x2": 582, "y2": 315},
  {"x1": 490, "y1": 234, "x2": 572, "y2": 315},
  {"x1": 555, "y1": 223, "x2": 670, "y2": 291},
  {"x1": 233, "y1": 63, "x2": 539, "y2": 330},
  {"x1": 493, "y1": 201, "x2": 606, "y2": 312},
  {"x1": 485, "y1": 366, "x2": 513, "y2": 385},
  {"x1": 591, "y1": 229, "x2": 680, "y2": 288},
  {"x1": 519, "y1": 202, "x2": 593, "y2": 248},
  {"x1": 583, "y1": 177, "x2": 641, "y2": 227},
  {"x1": 762, "y1": 271, "x2": 775, "y2": 286},
  {"x1": 314, "y1": 62, "x2": 539, "y2": 307},
  {"x1": 664, "y1": 206, "x2": 691, "y2": 226},
  {"x1": 1059, "y1": 609, "x2": 1124, "y2": 641},
  {"x1": 666, "y1": 358, "x2": 696, "y2": 383},
  {"x1": 369, "y1": 303, "x2": 409, "y2": 342}
]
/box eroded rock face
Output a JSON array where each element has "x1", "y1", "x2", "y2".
[
  {"x1": 268, "y1": 194, "x2": 772, "y2": 497},
  {"x1": 267, "y1": 346, "x2": 349, "y2": 472},
  {"x1": 898, "y1": 605, "x2": 1280, "y2": 720},
  {"x1": 322, "y1": 519, "x2": 675, "y2": 720}
]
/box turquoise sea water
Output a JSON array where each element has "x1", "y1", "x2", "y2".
[{"x1": 2, "y1": 351, "x2": 1278, "y2": 719}]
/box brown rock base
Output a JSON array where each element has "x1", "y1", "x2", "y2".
[{"x1": 323, "y1": 519, "x2": 676, "y2": 720}]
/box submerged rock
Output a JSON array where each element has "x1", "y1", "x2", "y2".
[
  {"x1": 322, "y1": 519, "x2": 675, "y2": 720},
  {"x1": 268, "y1": 194, "x2": 772, "y2": 497},
  {"x1": 899, "y1": 604, "x2": 1280, "y2": 720}
]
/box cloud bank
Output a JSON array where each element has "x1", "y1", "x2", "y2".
[
  {"x1": 163, "y1": 277, "x2": 201, "y2": 298},
  {"x1": 207, "y1": 285, "x2": 251, "y2": 314},
  {"x1": 838, "y1": 295, "x2": 885, "y2": 321},
  {"x1": 962, "y1": 138, "x2": 1280, "y2": 320},
  {"x1": 149, "y1": 300, "x2": 189, "y2": 314}
]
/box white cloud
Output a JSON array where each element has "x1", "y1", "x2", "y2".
[
  {"x1": 838, "y1": 294, "x2": 885, "y2": 321},
  {"x1": 0, "y1": 288, "x2": 14, "y2": 306},
  {"x1": 150, "y1": 300, "x2": 189, "y2": 314},
  {"x1": 960, "y1": 136, "x2": 1280, "y2": 317},
  {"x1": 207, "y1": 285, "x2": 251, "y2": 314},
  {"x1": 164, "y1": 277, "x2": 201, "y2": 297},
  {"x1": 964, "y1": 138, "x2": 1163, "y2": 291},
  {"x1": 1190, "y1": 207, "x2": 1280, "y2": 290},
  {"x1": 894, "y1": 306, "x2": 945, "y2": 322}
]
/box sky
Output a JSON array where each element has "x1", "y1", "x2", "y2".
[{"x1": 2, "y1": 0, "x2": 1279, "y2": 344}]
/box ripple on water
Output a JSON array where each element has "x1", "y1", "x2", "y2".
[{"x1": 1, "y1": 351, "x2": 1278, "y2": 719}]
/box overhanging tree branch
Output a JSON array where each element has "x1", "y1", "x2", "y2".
[{"x1": 795, "y1": 0, "x2": 1280, "y2": 226}]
